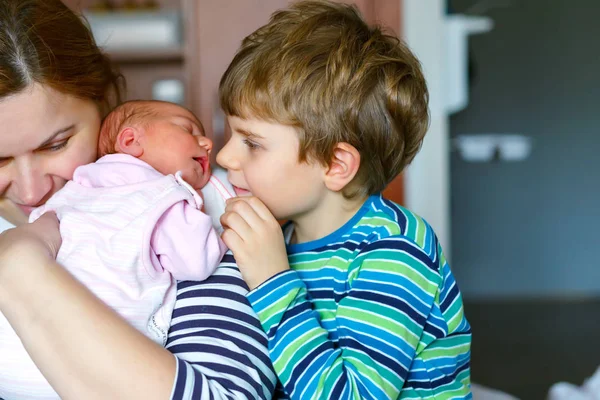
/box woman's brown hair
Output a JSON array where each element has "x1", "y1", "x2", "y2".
[{"x1": 0, "y1": 0, "x2": 124, "y2": 114}]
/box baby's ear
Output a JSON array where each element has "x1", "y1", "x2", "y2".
[
  {"x1": 115, "y1": 127, "x2": 144, "y2": 158},
  {"x1": 324, "y1": 142, "x2": 361, "y2": 192}
]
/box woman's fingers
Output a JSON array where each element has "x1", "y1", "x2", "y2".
[{"x1": 29, "y1": 212, "x2": 62, "y2": 259}]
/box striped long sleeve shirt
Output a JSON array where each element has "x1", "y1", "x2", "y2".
[
  {"x1": 167, "y1": 252, "x2": 278, "y2": 399},
  {"x1": 247, "y1": 195, "x2": 472, "y2": 399}
]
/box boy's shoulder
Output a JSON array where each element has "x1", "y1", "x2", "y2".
[{"x1": 352, "y1": 195, "x2": 440, "y2": 259}]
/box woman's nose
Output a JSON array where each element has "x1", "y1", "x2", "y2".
[{"x1": 14, "y1": 158, "x2": 53, "y2": 206}]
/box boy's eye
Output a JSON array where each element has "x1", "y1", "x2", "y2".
[
  {"x1": 242, "y1": 139, "x2": 260, "y2": 150},
  {"x1": 0, "y1": 157, "x2": 11, "y2": 168}
]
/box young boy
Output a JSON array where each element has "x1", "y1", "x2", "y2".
[{"x1": 218, "y1": 1, "x2": 471, "y2": 399}]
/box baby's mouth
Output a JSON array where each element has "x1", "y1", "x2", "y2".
[{"x1": 194, "y1": 157, "x2": 209, "y2": 173}]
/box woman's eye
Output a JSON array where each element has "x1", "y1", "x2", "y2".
[
  {"x1": 43, "y1": 140, "x2": 69, "y2": 152},
  {"x1": 0, "y1": 157, "x2": 11, "y2": 168}
]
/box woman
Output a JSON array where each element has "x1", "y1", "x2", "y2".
[{"x1": 0, "y1": 1, "x2": 276, "y2": 398}]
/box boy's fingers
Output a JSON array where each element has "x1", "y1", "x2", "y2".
[
  {"x1": 228, "y1": 196, "x2": 275, "y2": 223},
  {"x1": 243, "y1": 197, "x2": 275, "y2": 222},
  {"x1": 226, "y1": 197, "x2": 246, "y2": 205},
  {"x1": 220, "y1": 210, "x2": 253, "y2": 241},
  {"x1": 224, "y1": 197, "x2": 249, "y2": 214},
  {"x1": 221, "y1": 228, "x2": 244, "y2": 253},
  {"x1": 225, "y1": 198, "x2": 265, "y2": 229}
]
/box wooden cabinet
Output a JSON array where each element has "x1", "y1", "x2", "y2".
[
  {"x1": 64, "y1": 0, "x2": 405, "y2": 204},
  {"x1": 63, "y1": 0, "x2": 196, "y2": 105}
]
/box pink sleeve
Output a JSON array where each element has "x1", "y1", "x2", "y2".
[{"x1": 150, "y1": 201, "x2": 227, "y2": 281}]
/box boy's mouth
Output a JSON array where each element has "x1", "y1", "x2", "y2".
[{"x1": 232, "y1": 185, "x2": 251, "y2": 197}]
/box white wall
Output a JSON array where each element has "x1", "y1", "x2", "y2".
[{"x1": 402, "y1": 0, "x2": 451, "y2": 255}]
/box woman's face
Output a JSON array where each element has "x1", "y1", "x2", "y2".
[{"x1": 0, "y1": 84, "x2": 101, "y2": 224}]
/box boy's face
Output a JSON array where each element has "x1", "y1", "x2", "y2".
[
  {"x1": 217, "y1": 116, "x2": 327, "y2": 221},
  {"x1": 138, "y1": 103, "x2": 212, "y2": 191}
]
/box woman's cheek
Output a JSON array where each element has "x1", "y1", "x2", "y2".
[{"x1": 62, "y1": 137, "x2": 99, "y2": 179}]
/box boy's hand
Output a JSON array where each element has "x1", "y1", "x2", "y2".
[{"x1": 220, "y1": 197, "x2": 289, "y2": 290}]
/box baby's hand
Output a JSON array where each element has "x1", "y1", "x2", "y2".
[{"x1": 220, "y1": 197, "x2": 289, "y2": 290}]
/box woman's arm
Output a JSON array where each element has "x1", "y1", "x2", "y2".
[
  {"x1": 0, "y1": 217, "x2": 176, "y2": 400},
  {"x1": 0, "y1": 214, "x2": 278, "y2": 400}
]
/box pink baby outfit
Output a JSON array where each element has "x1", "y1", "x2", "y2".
[{"x1": 0, "y1": 154, "x2": 231, "y2": 400}]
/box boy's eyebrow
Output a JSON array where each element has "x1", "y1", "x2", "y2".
[{"x1": 234, "y1": 127, "x2": 264, "y2": 139}]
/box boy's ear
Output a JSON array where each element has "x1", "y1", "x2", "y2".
[
  {"x1": 324, "y1": 142, "x2": 360, "y2": 192},
  {"x1": 115, "y1": 127, "x2": 144, "y2": 158}
]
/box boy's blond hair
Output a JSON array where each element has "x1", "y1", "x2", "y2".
[{"x1": 219, "y1": 0, "x2": 429, "y2": 198}]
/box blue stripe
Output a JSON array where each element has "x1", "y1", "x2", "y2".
[
  {"x1": 349, "y1": 290, "x2": 428, "y2": 326},
  {"x1": 360, "y1": 238, "x2": 436, "y2": 271},
  {"x1": 423, "y1": 318, "x2": 448, "y2": 339},
  {"x1": 168, "y1": 318, "x2": 267, "y2": 350},
  {"x1": 338, "y1": 336, "x2": 408, "y2": 376},
  {"x1": 284, "y1": 341, "x2": 331, "y2": 395},
  {"x1": 171, "y1": 359, "x2": 189, "y2": 399},
  {"x1": 406, "y1": 358, "x2": 471, "y2": 390},
  {"x1": 440, "y1": 281, "x2": 461, "y2": 312},
  {"x1": 170, "y1": 305, "x2": 261, "y2": 330},
  {"x1": 169, "y1": 334, "x2": 273, "y2": 385}
]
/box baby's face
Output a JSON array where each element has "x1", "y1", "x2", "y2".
[{"x1": 139, "y1": 103, "x2": 212, "y2": 190}]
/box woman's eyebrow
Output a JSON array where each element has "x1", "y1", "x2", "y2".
[{"x1": 37, "y1": 125, "x2": 75, "y2": 148}]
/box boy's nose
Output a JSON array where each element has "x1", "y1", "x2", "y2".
[{"x1": 216, "y1": 142, "x2": 238, "y2": 170}]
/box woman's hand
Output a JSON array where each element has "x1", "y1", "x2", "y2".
[
  {"x1": 0, "y1": 212, "x2": 61, "y2": 303},
  {"x1": 0, "y1": 212, "x2": 61, "y2": 261}
]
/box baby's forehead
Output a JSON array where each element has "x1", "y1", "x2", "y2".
[{"x1": 146, "y1": 102, "x2": 202, "y2": 125}]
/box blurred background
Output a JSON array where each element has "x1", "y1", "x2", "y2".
[
  {"x1": 64, "y1": 0, "x2": 600, "y2": 398},
  {"x1": 449, "y1": 1, "x2": 600, "y2": 398}
]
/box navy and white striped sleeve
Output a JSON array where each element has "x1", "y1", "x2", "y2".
[{"x1": 167, "y1": 252, "x2": 277, "y2": 399}]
